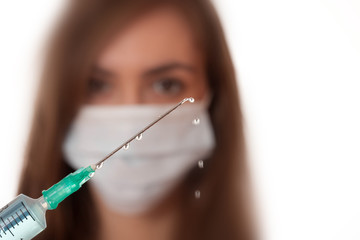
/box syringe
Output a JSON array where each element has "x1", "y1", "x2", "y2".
[{"x1": 0, "y1": 98, "x2": 194, "y2": 240}]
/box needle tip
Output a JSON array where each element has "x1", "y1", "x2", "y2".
[{"x1": 182, "y1": 97, "x2": 195, "y2": 104}]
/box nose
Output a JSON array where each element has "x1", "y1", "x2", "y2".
[{"x1": 111, "y1": 79, "x2": 143, "y2": 105}]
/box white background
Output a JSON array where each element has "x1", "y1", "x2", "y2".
[{"x1": 0, "y1": 1, "x2": 360, "y2": 240}]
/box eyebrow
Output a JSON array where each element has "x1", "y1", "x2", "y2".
[
  {"x1": 142, "y1": 62, "x2": 195, "y2": 78},
  {"x1": 91, "y1": 61, "x2": 195, "y2": 79}
]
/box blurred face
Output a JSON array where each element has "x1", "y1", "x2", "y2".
[{"x1": 86, "y1": 7, "x2": 208, "y2": 105}]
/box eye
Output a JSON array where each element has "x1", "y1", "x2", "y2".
[
  {"x1": 152, "y1": 77, "x2": 185, "y2": 95},
  {"x1": 88, "y1": 77, "x2": 111, "y2": 94}
]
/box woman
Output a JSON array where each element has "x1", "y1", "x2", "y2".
[{"x1": 18, "y1": 0, "x2": 255, "y2": 239}]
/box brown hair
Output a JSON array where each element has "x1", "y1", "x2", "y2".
[{"x1": 18, "y1": 0, "x2": 256, "y2": 239}]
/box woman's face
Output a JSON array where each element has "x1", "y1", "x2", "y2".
[{"x1": 87, "y1": 7, "x2": 208, "y2": 105}]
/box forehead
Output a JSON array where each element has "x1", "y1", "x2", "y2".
[{"x1": 96, "y1": 6, "x2": 202, "y2": 71}]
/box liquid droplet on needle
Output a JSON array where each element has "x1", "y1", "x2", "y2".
[
  {"x1": 195, "y1": 190, "x2": 201, "y2": 199},
  {"x1": 136, "y1": 133, "x2": 143, "y2": 140},
  {"x1": 96, "y1": 162, "x2": 104, "y2": 169},
  {"x1": 182, "y1": 97, "x2": 195, "y2": 104},
  {"x1": 192, "y1": 118, "x2": 200, "y2": 125},
  {"x1": 123, "y1": 143, "x2": 130, "y2": 150},
  {"x1": 198, "y1": 160, "x2": 204, "y2": 168}
]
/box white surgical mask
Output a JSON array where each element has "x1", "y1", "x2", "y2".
[{"x1": 62, "y1": 99, "x2": 215, "y2": 214}]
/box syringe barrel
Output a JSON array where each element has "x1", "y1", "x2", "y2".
[{"x1": 0, "y1": 194, "x2": 47, "y2": 240}]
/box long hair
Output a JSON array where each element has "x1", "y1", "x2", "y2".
[{"x1": 18, "y1": 0, "x2": 256, "y2": 239}]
